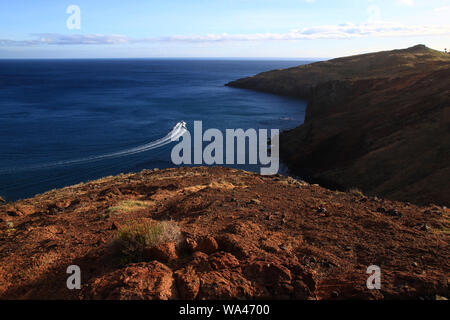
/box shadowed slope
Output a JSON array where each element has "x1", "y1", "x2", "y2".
[{"x1": 227, "y1": 45, "x2": 450, "y2": 206}]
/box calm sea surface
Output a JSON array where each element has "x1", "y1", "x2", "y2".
[{"x1": 0, "y1": 59, "x2": 309, "y2": 201}]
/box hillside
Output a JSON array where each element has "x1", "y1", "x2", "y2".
[
  {"x1": 227, "y1": 45, "x2": 450, "y2": 98},
  {"x1": 227, "y1": 45, "x2": 450, "y2": 206},
  {"x1": 0, "y1": 167, "x2": 448, "y2": 300}
]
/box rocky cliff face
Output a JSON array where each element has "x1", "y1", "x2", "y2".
[
  {"x1": 227, "y1": 45, "x2": 450, "y2": 206},
  {"x1": 0, "y1": 167, "x2": 448, "y2": 300}
]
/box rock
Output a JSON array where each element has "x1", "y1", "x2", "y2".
[
  {"x1": 55, "y1": 200, "x2": 72, "y2": 210},
  {"x1": 378, "y1": 207, "x2": 402, "y2": 217},
  {"x1": 225, "y1": 221, "x2": 261, "y2": 237},
  {"x1": 261, "y1": 240, "x2": 281, "y2": 253},
  {"x1": 111, "y1": 222, "x2": 121, "y2": 230},
  {"x1": 0, "y1": 196, "x2": 5, "y2": 203},
  {"x1": 42, "y1": 239, "x2": 58, "y2": 249},
  {"x1": 249, "y1": 199, "x2": 261, "y2": 205},
  {"x1": 198, "y1": 271, "x2": 254, "y2": 300},
  {"x1": 196, "y1": 236, "x2": 219, "y2": 254},
  {"x1": 43, "y1": 225, "x2": 63, "y2": 235},
  {"x1": 385, "y1": 209, "x2": 402, "y2": 217},
  {"x1": 174, "y1": 266, "x2": 200, "y2": 299},
  {"x1": 207, "y1": 252, "x2": 240, "y2": 271},
  {"x1": 6, "y1": 210, "x2": 20, "y2": 217},
  {"x1": 244, "y1": 261, "x2": 292, "y2": 285},
  {"x1": 183, "y1": 237, "x2": 197, "y2": 253},
  {"x1": 143, "y1": 242, "x2": 178, "y2": 262},
  {"x1": 420, "y1": 224, "x2": 431, "y2": 231},
  {"x1": 292, "y1": 280, "x2": 312, "y2": 299},
  {"x1": 82, "y1": 262, "x2": 177, "y2": 300},
  {"x1": 15, "y1": 204, "x2": 38, "y2": 216},
  {"x1": 243, "y1": 260, "x2": 294, "y2": 298},
  {"x1": 317, "y1": 207, "x2": 327, "y2": 214},
  {"x1": 216, "y1": 234, "x2": 249, "y2": 259},
  {"x1": 189, "y1": 251, "x2": 209, "y2": 268}
]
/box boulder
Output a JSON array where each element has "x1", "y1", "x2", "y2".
[
  {"x1": 143, "y1": 242, "x2": 178, "y2": 262},
  {"x1": 174, "y1": 266, "x2": 200, "y2": 299},
  {"x1": 82, "y1": 262, "x2": 177, "y2": 300},
  {"x1": 196, "y1": 236, "x2": 219, "y2": 254}
]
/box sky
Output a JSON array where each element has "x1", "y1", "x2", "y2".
[{"x1": 1, "y1": 0, "x2": 450, "y2": 59}]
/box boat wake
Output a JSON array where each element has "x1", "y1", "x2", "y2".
[{"x1": 0, "y1": 121, "x2": 188, "y2": 174}]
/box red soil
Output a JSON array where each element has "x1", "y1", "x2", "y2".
[{"x1": 0, "y1": 167, "x2": 448, "y2": 300}]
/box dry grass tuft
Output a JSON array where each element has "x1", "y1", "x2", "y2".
[
  {"x1": 348, "y1": 187, "x2": 364, "y2": 197},
  {"x1": 110, "y1": 220, "x2": 182, "y2": 264},
  {"x1": 108, "y1": 200, "x2": 152, "y2": 215}
]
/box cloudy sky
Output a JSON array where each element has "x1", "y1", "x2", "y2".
[{"x1": 1, "y1": 0, "x2": 450, "y2": 58}]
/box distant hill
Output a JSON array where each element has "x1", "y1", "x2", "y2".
[
  {"x1": 227, "y1": 45, "x2": 450, "y2": 98},
  {"x1": 227, "y1": 45, "x2": 450, "y2": 206}
]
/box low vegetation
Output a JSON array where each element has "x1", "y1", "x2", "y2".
[
  {"x1": 348, "y1": 188, "x2": 364, "y2": 197},
  {"x1": 435, "y1": 212, "x2": 450, "y2": 235},
  {"x1": 107, "y1": 200, "x2": 151, "y2": 215},
  {"x1": 110, "y1": 220, "x2": 182, "y2": 264}
]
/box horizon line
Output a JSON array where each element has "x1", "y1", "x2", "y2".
[{"x1": 0, "y1": 56, "x2": 328, "y2": 61}]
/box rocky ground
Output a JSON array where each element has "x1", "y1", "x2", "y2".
[{"x1": 0, "y1": 167, "x2": 448, "y2": 300}]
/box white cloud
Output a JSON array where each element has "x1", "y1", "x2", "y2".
[
  {"x1": 397, "y1": 0, "x2": 415, "y2": 6},
  {"x1": 2, "y1": 22, "x2": 450, "y2": 46},
  {"x1": 434, "y1": 5, "x2": 450, "y2": 12}
]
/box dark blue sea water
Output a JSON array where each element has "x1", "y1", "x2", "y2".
[{"x1": 0, "y1": 59, "x2": 308, "y2": 201}]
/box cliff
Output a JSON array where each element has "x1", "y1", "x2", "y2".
[
  {"x1": 0, "y1": 167, "x2": 448, "y2": 299},
  {"x1": 227, "y1": 45, "x2": 450, "y2": 206}
]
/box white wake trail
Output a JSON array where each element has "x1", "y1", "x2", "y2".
[{"x1": 0, "y1": 121, "x2": 187, "y2": 174}]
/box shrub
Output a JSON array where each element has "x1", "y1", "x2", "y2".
[
  {"x1": 348, "y1": 187, "x2": 364, "y2": 197},
  {"x1": 108, "y1": 200, "x2": 151, "y2": 215},
  {"x1": 110, "y1": 220, "x2": 182, "y2": 264}
]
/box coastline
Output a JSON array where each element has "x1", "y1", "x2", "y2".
[{"x1": 226, "y1": 45, "x2": 450, "y2": 206}]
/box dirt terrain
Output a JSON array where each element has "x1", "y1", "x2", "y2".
[
  {"x1": 0, "y1": 167, "x2": 448, "y2": 300},
  {"x1": 227, "y1": 45, "x2": 450, "y2": 206}
]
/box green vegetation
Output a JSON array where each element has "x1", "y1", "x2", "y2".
[
  {"x1": 5, "y1": 221, "x2": 15, "y2": 235},
  {"x1": 108, "y1": 200, "x2": 151, "y2": 215},
  {"x1": 348, "y1": 188, "x2": 364, "y2": 197},
  {"x1": 434, "y1": 212, "x2": 450, "y2": 235},
  {"x1": 110, "y1": 220, "x2": 182, "y2": 264}
]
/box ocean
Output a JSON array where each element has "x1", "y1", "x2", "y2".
[{"x1": 0, "y1": 59, "x2": 308, "y2": 201}]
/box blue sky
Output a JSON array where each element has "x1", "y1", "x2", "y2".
[{"x1": 1, "y1": 0, "x2": 450, "y2": 58}]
